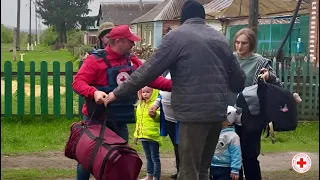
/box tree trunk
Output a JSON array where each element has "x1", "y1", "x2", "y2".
[
  {"x1": 52, "y1": 22, "x2": 67, "y2": 49},
  {"x1": 62, "y1": 24, "x2": 67, "y2": 43}
]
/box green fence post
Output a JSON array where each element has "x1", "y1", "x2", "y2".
[
  {"x1": 278, "y1": 63, "x2": 282, "y2": 84},
  {"x1": 30, "y1": 61, "x2": 36, "y2": 116},
  {"x1": 314, "y1": 64, "x2": 319, "y2": 120},
  {"x1": 41, "y1": 61, "x2": 48, "y2": 117},
  {"x1": 289, "y1": 60, "x2": 295, "y2": 93},
  {"x1": 78, "y1": 61, "x2": 84, "y2": 117},
  {"x1": 301, "y1": 60, "x2": 307, "y2": 119},
  {"x1": 53, "y1": 61, "x2": 61, "y2": 118},
  {"x1": 283, "y1": 59, "x2": 288, "y2": 90},
  {"x1": 17, "y1": 61, "x2": 25, "y2": 117},
  {"x1": 65, "y1": 61, "x2": 73, "y2": 119},
  {"x1": 272, "y1": 57, "x2": 277, "y2": 70},
  {"x1": 308, "y1": 61, "x2": 314, "y2": 120},
  {"x1": 4, "y1": 61, "x2": 12, "y2": 117}
]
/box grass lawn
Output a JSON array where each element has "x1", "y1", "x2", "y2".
[
  {"x1": 1, "y1": 43, "x2": 80, "y2": 87},
  {"x1": 1, "y1": 43, "x2": 79, "y2": 72},
  {"x1": 1, "y1": 118, "x2": 318, "y2": 155},
  {"x1": 0, "y1": 117, "x2": 174, "y2": 155},
  {"x1": 1, "y1": 168, "x2": 319, "y2": 180}
]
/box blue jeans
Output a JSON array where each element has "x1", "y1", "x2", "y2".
[
  {"x1": 141, "y1": 140, "x2": 161, "y2": 179},
  {"x1": 76, "y1": 116, "x2": 129, "y2": 180}
]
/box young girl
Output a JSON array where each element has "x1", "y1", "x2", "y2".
[
  {"x1": 149, "y1": 71, "x2": 180, "y2": 179},
  {"x1": 134, "y1": 86, "x2": 161, "y2": 180}
]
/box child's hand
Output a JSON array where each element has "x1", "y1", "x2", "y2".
[
  {"x1": 133, "y1": 138, "x2": 138, "y2": 145},
  {"x1": 148, "y1": 105, "x2": 158, "y2": 118},
  {"x1": 230, "y1": 173, "x2": 239, "y2": 180}
]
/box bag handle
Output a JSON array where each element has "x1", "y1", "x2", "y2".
[
  {"x1": 99, "y1": 107, "x2": 108, "y2": 139},
  {"x1": 88, "y1": 106, "x2": 108, "y2": 173},
  {"x1": 86, "y1": 106, "x2": 108, "y2": 138}
]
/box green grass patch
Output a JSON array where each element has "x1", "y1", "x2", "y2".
[
  {"x1": 1, "y1": 168, "x2": 75, "y2": 180},
  {"x1": 1, "y1": 118, "x2": 173, "y2": 156},
  {"x1": 261, "y1": 121, "x2": 319, "y2": 153},
  {"x1": 1, "y1": 44, "x2": 79, "y2": 72},
  {"x1": 1, "y1": 168, "x2": 318, "y2": 180},
  {"x1": 1, "y1": 118, "x2": 318, "y2": 156},
  {"x1": 1, "y1": 118, "x2": 75, "y2": 155}
]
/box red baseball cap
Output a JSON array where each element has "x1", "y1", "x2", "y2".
[{"x1": 108, "y1": 25, "x2": 141, "y2": 42}]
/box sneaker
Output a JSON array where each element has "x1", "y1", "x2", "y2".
[
  {"x1": 170, "y1": 173, "x2": 178, "y2": 179},
  {"x1": 140, "y1": 176, "x2": 153, "y2": 180}
]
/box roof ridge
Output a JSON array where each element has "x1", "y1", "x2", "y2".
[
  {"x1": 154, "y1": 0, "x2": 171, "y2": 20},
  {"x1": 100, "y1": 1, "x2": 161, "y2": 5}
]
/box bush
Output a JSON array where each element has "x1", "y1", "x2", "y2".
[
  {"x1": 20, "y1": 32, "x2": 29, "y2": 46},
  {"x1": 72, "y1": 45, "x2": 94, "y2": 61},
  {"x1": 40, "y1": 26, "x2": 57, "y2": 46},
  {"x1": 1, "y1": 24, "x2": 14, "y2": 43},
  {"x1": 66, "y1": 30, "x2": 83, "y2": 49}
]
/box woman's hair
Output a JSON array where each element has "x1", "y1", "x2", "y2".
[
  {"x1": 233, "y1": 28, "x2": 257, "y2": 53},
  {"x1": 95, "y1": 40, "x2": 104, "y2": 49}
]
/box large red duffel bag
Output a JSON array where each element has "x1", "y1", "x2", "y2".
[{"x1": 64, "y1": 116, "x2": 142, "y2": 180}]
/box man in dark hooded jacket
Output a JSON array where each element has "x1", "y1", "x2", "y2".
[{"x1": 104, "y1": 1, "x2": 245, "y2": 179}]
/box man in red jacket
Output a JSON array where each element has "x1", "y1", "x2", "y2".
[{"x1": 72, "y1": 24, "x2": 171, "y2": 180}]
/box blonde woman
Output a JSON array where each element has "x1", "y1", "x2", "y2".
[{"x1": 229, "y1": 28, "x2": 282, "y2": 180}]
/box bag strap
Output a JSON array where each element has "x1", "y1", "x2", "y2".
[
  {"x1": 88, "y1": 107, "x2": 108, "y2": 173},
  {"x1": 92, "y1": 49, "x2": 112, "y2": 68}
]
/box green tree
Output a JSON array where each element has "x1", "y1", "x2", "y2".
[
  {"x1": 40, "y1": 26, "x2": 58, "y2": 46},
  {"x1": 1, "y1": 24, "x2": 14, "y2": 43},
  {"x1": 78, "y1": 16, "x2": 97, "y2": 31},
  {"x1": 36, "y1": 0, "x2": 92, "y2": 47}
]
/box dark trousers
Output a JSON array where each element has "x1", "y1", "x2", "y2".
[
  {"x1": 210, "y1": 166, "x2": 232, "y2": 180},
  {"x1": 177, "y1": 122, "x2": 222, "y2": 180},
  {"x1": 166, "y1": 120, "x2": 179, "y2": 172},
  {"x1": 235, "y1": 118, "x2": 263, "y2": 180}
]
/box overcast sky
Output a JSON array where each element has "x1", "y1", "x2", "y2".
[{"x1": 1, "y1": 0, "x2": 163, "y2": 31}]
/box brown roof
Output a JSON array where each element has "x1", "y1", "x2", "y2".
[
  {"x1": 131, "y1": 0, "x2": 213, "y2": 23},
  {"x1": 204, "y1": 0, "x2": 311, "y2": 19},
  {"x1": 98, "y1": 1, "x2": 161, "y2": 25}
]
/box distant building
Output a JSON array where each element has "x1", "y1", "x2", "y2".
[{"x1": 84, "y1": 0, "x2": 160, "y2": 45}]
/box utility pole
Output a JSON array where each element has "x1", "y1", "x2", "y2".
[
  {"x1": 38, "y1": 16, "x2": 41, "y2": 44},
  {"x1": 13, "y1": 28, "x2": 17, "y2": 61},
  {"x1": 16, "y1": 0, "x2": 21, "y2": 50},
  {"x1": 28, "y1": 0, "x2": 32, "y2": 45},
  {"x1": 35, "y1": 2, "x2": 37, "y2": 45},
  {"x1": 249, "y1": 0, "x2": 259, "y2": 39}
]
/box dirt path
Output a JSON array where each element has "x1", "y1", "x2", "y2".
[
  {"x1": 1, "y1": 80, "x2": 66, "y2": 97},
  {"x1": 1, "y1": 151, "x2": 319, "y2": 172}
]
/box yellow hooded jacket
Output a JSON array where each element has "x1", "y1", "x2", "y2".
[{"x1": 134, "y1": 89, "x2": 161, "y2": 144}]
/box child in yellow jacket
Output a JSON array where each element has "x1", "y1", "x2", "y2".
[{"x1": 135, "y1": 86, "x2": 161, "y2": 180}]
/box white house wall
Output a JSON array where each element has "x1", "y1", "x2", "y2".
[
  {"x1": 130, "y1": 24, "x2": 138, "y2": 35},
  {"x1": 86, "y1": 30, "x2": 98, "y2": 36},
  {"x1": 154, "y1": 21, "x2": 163, "y2": 48},
  {"x1": 206, "y1": 19, "x2": 223, "y2": 32}
]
